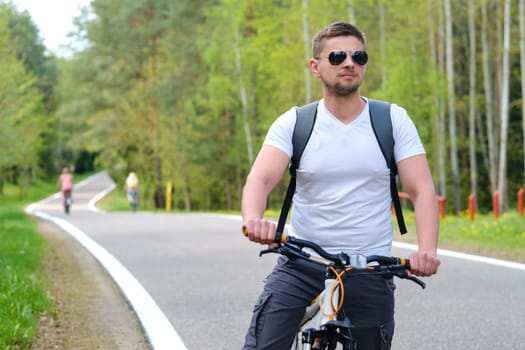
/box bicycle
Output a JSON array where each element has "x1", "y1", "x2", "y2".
[
  {"x1": 126, "y1": 188, "x2": 139, "y2": 211},
  {"x1": 63, "y1": 189, "x2": 72, "y2": 214},
  {"x1": 257, "y1": 232, "x2": 426, "y2": 350}
]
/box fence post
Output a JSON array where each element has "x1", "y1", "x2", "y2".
[
  {"x1": 165, "y1": 181, "x2": 172, "y2": 211},
  {"x1": 468, "y1": 193, "x2": 476, "y2": 221},
  {"x1": 518, "y1": 188, "x2": 524, "y2": 217},
  {"x1": 437, "y1": 196, "x2": 446, "y2": 219},
  {"x1": 492, "y1": 191, "x2": 499, "y2": 219}
]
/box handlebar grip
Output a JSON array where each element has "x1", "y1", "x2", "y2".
[
  {"x1": 400, "y1": 258, "x2": 410, "y2": 269},
  {"x1": 275, "y1": 232, "x2": 287, "y2": 244}
]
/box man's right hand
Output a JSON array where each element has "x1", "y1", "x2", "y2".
[{"x1": 242, "y1": 219, "x2": 277, "y2": 245}]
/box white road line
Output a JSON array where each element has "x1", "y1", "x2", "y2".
[
  {"x1": 25, "y1": 175, "x2": 188, "y2": 350},
  {"x1": 87, "y1": 182, "x2": 116, "y2": 213},
  {"x1": 393, "y1": 241, "x2": 525, "y2": 271}
]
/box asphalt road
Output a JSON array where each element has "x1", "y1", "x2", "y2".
[{"x1": 28, "y1": 172, "x2": 525, "y2": 350}]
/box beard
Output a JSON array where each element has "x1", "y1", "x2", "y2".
[{"x1": 324, "y1": 79, "x2": 361, "y2": 97}]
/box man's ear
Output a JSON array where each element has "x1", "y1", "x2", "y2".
[{"x1": 309, "y1": 58, "x2": 321, "y2": 77}]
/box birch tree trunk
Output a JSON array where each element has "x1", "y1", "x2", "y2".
[
  {"x1": 379, "y1": 0, "x2": 387, "y2": 87},
  {"x1": 302, "y1": 0, "x2": 312, "y2": 104},
  {"x1": 347, "y1": 0, "x2": 355, "y2": 25},
  {"x1": 481, "y1": 3, "x2": 497, "y2": 192},
  {"x1": 445, "y1": 0, "x2": 461, "y2": 215},
  {"x1": 497, "y1": 0, "x2": 511, "y2": 211},
  {"x1": 468, "y1": 0, "x2": 477, "y2": 206},
  {"x1": 436, "y1": 0, "x2": 447, "y2": 199},
  {"x1": 427, "y1": 0, "x2": 445, "y2": 198},
  {"x1": 233, "y1": 23, "x2": 254, "y2": 164}
]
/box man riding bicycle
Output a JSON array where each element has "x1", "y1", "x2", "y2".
[{"x1": 241, "y1": 22, "x2": 441, "y2": 349}]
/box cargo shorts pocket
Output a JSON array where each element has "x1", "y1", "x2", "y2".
[
  {"x1": 244, "y1": 290, "x2": 272, "y2": 348},
  {"x1": 379, "y1": 319, "x2": 395, "y2": 349}
]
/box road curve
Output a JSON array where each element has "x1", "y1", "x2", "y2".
[{"x1": 27, "y1": 172, "x2": 525, "y2": 350}]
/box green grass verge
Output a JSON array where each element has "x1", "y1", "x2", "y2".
[
  {"x1": 0, "y1": 203, "x2": 53, "y2": 349},
  {"x1": 437, "y1": 211, "x2": 525, "y2": 261},
  {"x1": 397, "y1": 210, "x2": 525, "y2": 262},
  {"x1": 0, "y1": 173, "x2": 94, "y2": 349}
]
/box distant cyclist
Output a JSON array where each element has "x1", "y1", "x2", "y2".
[
  {"x1": 58, "y1": 167, "x2": 73, "y2": 211},
  {"x1": 125, "y1": 171, "x2": 139, "y2": 211}
]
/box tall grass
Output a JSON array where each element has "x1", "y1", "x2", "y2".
[
  {"x1": 0, "y1": 204, "x2": 53, "y2": 349},
  {"x1": 0, "y1": 173, "x2": 97, "y2": 348}
]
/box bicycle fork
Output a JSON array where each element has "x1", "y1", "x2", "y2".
[{"x1": 300, "y1": 278, "x2": 353, "y2": 350}]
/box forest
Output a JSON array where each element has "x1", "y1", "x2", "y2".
[{"x1": 0, "y1": 0, "x2": 524, "y2": 216}]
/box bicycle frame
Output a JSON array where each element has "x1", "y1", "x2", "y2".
[{"x1": 291, "y1": 271, "x2": 354, "y2": 350}]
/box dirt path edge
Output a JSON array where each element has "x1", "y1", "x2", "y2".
[{"x1": 31, "y1": 220, "x2": 151, "y2": 350}]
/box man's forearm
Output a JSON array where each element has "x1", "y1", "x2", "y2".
[
  {"x1": 413, "y1": 193, "x2": 439, "y2": 254},
  {"x1": 241, "y1": 180, "x2": 270, "y2": 221}
]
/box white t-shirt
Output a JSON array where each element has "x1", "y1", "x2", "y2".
[{"x1": 264, "y1": 98, "x2": 425, "y2": 256}]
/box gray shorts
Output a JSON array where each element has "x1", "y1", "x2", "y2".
[{"x1": 242, "y1": 256, "x2": 396, "y2": 350}]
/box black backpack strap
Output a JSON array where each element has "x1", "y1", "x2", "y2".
[
  {"x1": 369, "y1": 99, "x2": 407, "y2": 234},
  {"x1": 276, "y1": 102, "x2": 318, "y2": 239}
]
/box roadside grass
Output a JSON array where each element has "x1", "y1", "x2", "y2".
[
  {"x1": 0, "y1": 185, "x2": 55, "y2": 349},
  {"x1": 97, "y1": 188, "x2": 133, "y2": 211},
  {"x1": 397, "y1": 210, "x2": 525, "y2": 262},
  {"x1": 438, "y1": 211, "x2": 525, "y2": 262},
  {"x1": 0, "y1": 173, "x2": 95, "y2": 349}
]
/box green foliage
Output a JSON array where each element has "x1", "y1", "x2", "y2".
[
  {"x1": 2, "y1": 0, "x2": 525, "y2": 213},
  {"x1": 0, "y1": 6, "x2": 46, "y2": 186}
]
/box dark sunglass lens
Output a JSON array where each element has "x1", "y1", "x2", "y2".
[
  {"x1": 351, "y1": 51, "x2": 368, "y2": 65},
  {"x1": 328, "y1": 51, "x2": 347, "y2": 65}
]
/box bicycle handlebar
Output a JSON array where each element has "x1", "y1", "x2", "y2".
[{"x1": 259, "y1": 233, "x2": 426, "y2": 289}]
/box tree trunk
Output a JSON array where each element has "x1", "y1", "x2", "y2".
[
  {"x1": 234, "y1": 24, "x2": 254, "y2": 164},
  {"x1": 426, "y1": 0, "x2": 438, "y2": 189},
  {"x1": 347, "y1": 0, "x2": 355, "y2": 24},
  {"x1": 437, "y1": 0, "x2": 447, "y2": 200},
  {"x1": 445, "y1": 0, "x2": 461, "y2": 215},
  {"x1": 302, "y1": 0, "x2": 312, "y2": 104},
  {"x1": 520, "y1": 0, "x2": 525, "y2": 185},
  {"x1": 468, "y1": 0, "x2": 477, "y2": 208},
  {"x1": 379, "y1": 0, "x2": 387, "y2": 87},
  {"x1": 481, "y1": 3, "x2": 497, "y2": 193},
  {"x1": 497, "y1": 0, "x2": 511, "y2": 212}
]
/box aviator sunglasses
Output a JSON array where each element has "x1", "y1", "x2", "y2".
[{"x1": 321, "y1": 50, "x2": 368, "y2": 66}]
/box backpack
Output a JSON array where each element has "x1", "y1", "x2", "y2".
[{"x1": 276, "y1": 99, "x2": 407, "y2": 239}]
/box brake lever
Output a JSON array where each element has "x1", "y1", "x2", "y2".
[
  {"x1": 406, "y1": 275, "x2": 426, "y2": 289},
  {"x1": 259, "y1": 245, "x2": 282, "y2": 257},
  {"x1": 259, "y1": 242, "x2": 310, "y2": 260},
  {"x1": 385, "y1": 269, "x2": 426, "y2": 289}
]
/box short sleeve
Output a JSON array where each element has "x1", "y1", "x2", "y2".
[{"x1": 263, "y1": 107, "x2": 297, "y2": 158}]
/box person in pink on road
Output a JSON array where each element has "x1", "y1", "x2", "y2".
[{"x1": 58, "y1": 166, "x2": 74, "y2": 205}]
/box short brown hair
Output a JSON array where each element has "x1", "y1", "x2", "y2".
[{"x1": 312, "y1": 22, "x2": 366, "y2": 58}]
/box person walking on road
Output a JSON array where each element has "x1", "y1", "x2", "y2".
[{"x1": 241, "y1": 22, "x2": 441, "y2": 349}]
